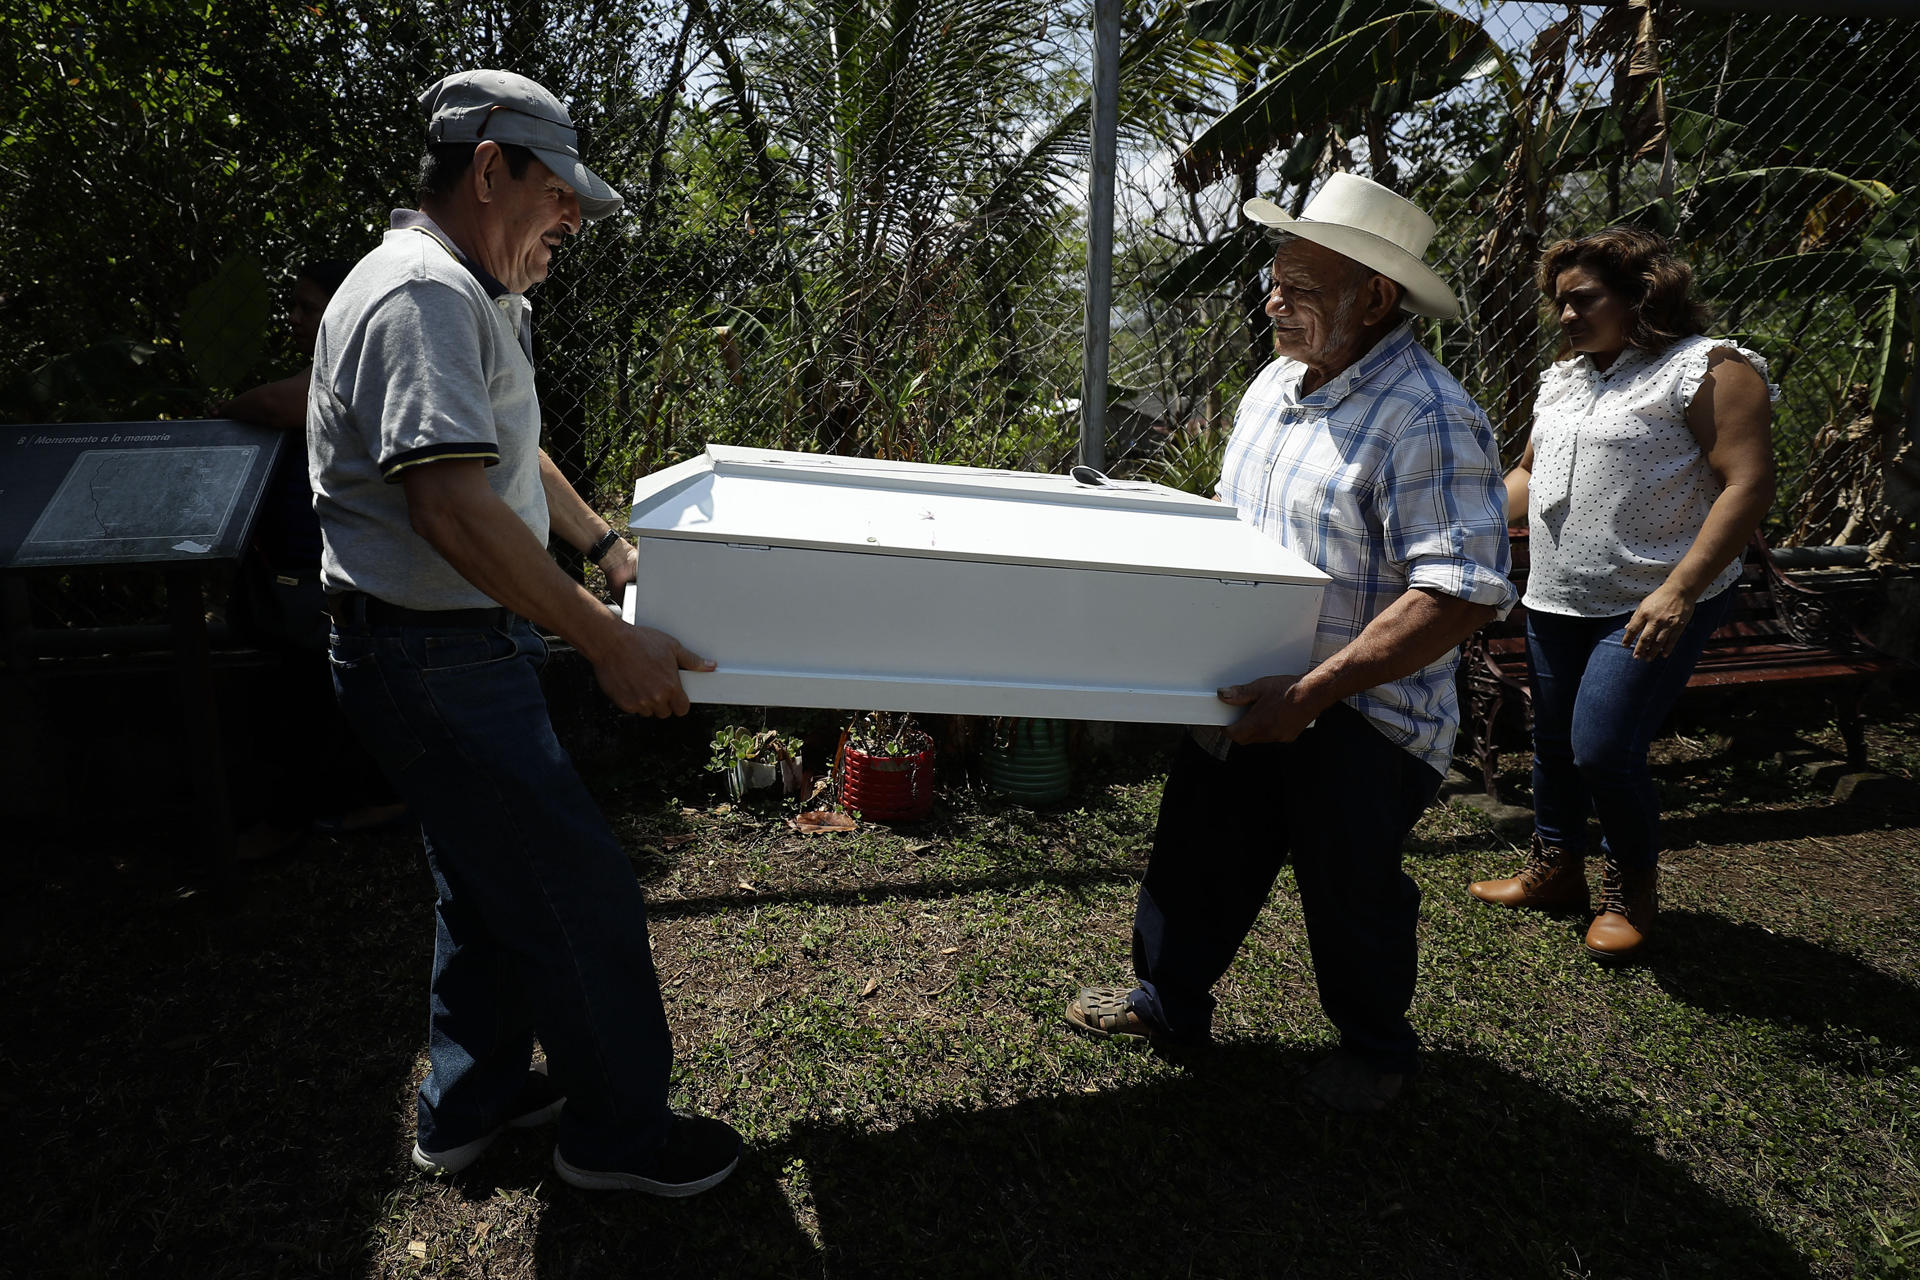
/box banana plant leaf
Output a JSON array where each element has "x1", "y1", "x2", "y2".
[
  {"x1": 1279, "y1": 124, "x2": 1329, "y2": 184},
  {"x1": 1187, "y1": 0, "x2": 1439, "y2": 53},
  {"x1": 1448, "y1": 105, "x2": 1718, "y2": 195},
  {"x1": 1702, "y1": 248, "x2": 1908, "y2": 305},
  {"x1": 1859, "y1": 234, "x2": 1915, "y2": 278},
  {"x1": 1175, "y1": 7, "x2": 1512, "y2": 192},
  {"x1": 1625, "y1": 168, "x2": 1901, "y2": 244},
  {"x1": 1666, "y1": 78, "x2": 1920, "y2": 180},
  {"x1": 1149, "y1": 223, "x2": 1271, "y2": 300},
  {"x1": 1461, "y1": 80, "x2": 1920, "y2": 196},
  {"x1": 1863, "y1": 284, "x2": 1911, "y2": 419}
]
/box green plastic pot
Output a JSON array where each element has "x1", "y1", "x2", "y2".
[{"x1": 983, "y1": 718, "x2": 1071, "y2": 805}]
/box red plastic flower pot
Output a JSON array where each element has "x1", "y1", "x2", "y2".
[{"x1": 839, "y1": 742, "x2": 936, "y2": 822}]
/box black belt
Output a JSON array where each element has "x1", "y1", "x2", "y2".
[{"x1": 324, "y1": 591, "x2": 512, "y2": 629}]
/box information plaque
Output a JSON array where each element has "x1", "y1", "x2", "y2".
[
  {"x1": 2, "y1": 419, "x2": 289, "y2": 880},
  {"x1": 1, "y1": 420, "x2": 283, "y2": 569}
]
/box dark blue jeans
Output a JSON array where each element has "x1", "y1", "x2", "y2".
[
  {"x1": 329, "y1": 615, "x2": 672, "y2": 1168},
  {"x1": 1526, "y1": 588, "x2": 1733, "y2": 870},
  {"x1": 1130, "y1": 703, "x2": 1443, "y2": 1074}
]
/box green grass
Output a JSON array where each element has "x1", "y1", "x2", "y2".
[{"x1": 5, "y1": 700, "x2": 1918, "y2": 1279}]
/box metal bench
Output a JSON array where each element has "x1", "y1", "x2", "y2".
[{"x1": 1459, "y1": 531, "x2": 1906, "y2": 801}]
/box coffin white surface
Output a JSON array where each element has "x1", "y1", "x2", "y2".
[{"x1": 622, "y1": 445, "x2": 1329, "y2": 724}]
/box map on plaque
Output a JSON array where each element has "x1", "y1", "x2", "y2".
[{"x1": 0, "y1": 421, "x2": 284, "y2": 569}]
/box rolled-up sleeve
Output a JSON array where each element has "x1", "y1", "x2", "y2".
[{"x1": 1378, "y1": 400, "x2": 1517, "y2": 618}]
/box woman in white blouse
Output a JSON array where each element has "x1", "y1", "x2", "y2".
[{"x1": 1469, "y1": 226, "x2": 1776, "y2": 960}]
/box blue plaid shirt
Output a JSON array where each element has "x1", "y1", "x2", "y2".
[{"x1": 1216, "y1": 323, "x2": 1515, "y2": 774}]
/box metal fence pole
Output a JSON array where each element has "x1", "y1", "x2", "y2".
[{"x1": 1079, "y1": 0, "x2": 1121, "y2": 472}]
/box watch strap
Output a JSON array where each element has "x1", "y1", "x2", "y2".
[{"x1": 587, "y1": 528, "x2": 622, "y2": 563}]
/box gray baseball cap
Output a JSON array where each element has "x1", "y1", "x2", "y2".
[{"x1": 419, "y1": 70, "x2": 625, "y2": 223}]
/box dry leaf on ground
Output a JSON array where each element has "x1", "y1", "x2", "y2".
[{"x1": 791, "y1": 810, "x2": 857, "y2": 835}]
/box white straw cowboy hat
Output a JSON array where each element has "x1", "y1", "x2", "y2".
[{"x1": 1244, "y1": 173, "x2": 1459, "y2": 320}]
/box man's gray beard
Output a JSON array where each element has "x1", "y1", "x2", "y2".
[{"x1": 1319, "y1": 289, "x2": 1367, "y2": 362}]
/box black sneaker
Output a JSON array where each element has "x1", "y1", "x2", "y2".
[
  {"x1": 552, "y1": 1113, "x2": 742, "y2": 1196},
  {"x1": 411, "y1": 1068, "x2": 567, "y2": 1174}
]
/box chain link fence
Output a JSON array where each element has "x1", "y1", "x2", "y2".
[
  {"x1": 5, "y1": 1, "x2": 1919, "y2": 564},
  {"x1": 1102, "y1": 1, "x2": 1920, "y2": 569}
]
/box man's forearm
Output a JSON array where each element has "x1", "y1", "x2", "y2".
[
  {"x1": 405, "y1": 461, "x2": 625, "y2": 660},
  {"x1": 539, "y1": 450, "x2": 621, "y2": 556},
  {"x1": 219, "y1": 368, "x2": 312, "y2": 433},
  {"x1": 1293, "y1": 588, "x2": 1496, "y2": 714}
]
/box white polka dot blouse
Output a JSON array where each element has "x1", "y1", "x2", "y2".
[{"x1": 1523, "y1": 333, "x2": 1779, "y2": 619}]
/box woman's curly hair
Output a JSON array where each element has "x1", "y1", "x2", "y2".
[{"x1": 1538, "y1": 226, "x2": 1712, "y2": 356}]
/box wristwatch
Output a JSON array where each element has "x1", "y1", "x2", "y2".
[{"x1": 587, "y1": 528, "x2": 623, "y2": 564}]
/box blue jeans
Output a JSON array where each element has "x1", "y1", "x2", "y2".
[
  {"x1": 1129, "y1": 703, "x2": 1443, "y2": 1075},
  {"x1": 1526, "y1": 589, "x2": 1733, "y2": 870},
  {"x1": 329, "y1": 615, "x2": 672, "y2": 1168}
]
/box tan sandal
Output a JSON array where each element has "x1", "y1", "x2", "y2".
[{"x1": 1064, "y1": 985, "x2": 1153, "y2": 1041}]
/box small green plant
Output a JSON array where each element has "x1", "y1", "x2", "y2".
[
  {"x1": 709, "y1": 725, "x2": 805, "y2": 801},
  {"x1": 846, "y1": 710, "x2": 931, "y2": 757},
  {"x1": 1865, "y1": 1208, "x2": 1920, "y2": 1280},
  {"x1": 708, "y1": 726, "x2": 800, "y2": 774}
]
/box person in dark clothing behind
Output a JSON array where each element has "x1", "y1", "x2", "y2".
[
  {"x1": 222, "y1": 259, "x2": 350, "y2": 646},
  {"x1": 219, "y1": 259, "x2": 405, "y2": 857}
]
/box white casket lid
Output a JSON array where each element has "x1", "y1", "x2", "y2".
[{"x1": 629, "y1": 444, "x2": 1329, "y2": 586}]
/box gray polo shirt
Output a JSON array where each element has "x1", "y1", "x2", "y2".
[{"x1": 308, "y1": 210, "x2": 549, "y2": 610}]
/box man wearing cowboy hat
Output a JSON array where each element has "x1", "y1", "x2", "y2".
[
  {"x1": 1067, "y1": 174, "x2": 1515, "y2": 1111},
  {"x1": 310, "y1": 70, "x2": 740, "y2": 1191}
]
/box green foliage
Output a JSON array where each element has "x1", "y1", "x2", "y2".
[
  {"x1": 1864, "y1": 1208, "x2": 1920, "y2": 1280},
  {"x1": 180, "y1": 252, "x2": 271, "y2": 396},
  {"x1": 708, "y1": 724, "x2": 801, "y2": 773},
  {"x1": 1149, "y1": 222, "x2": 1268, "y2": 300},
  {"x1": 0, "y1": 0, "x2": 684, "y2": 426},
  {"x1": 5, "y1": 0, "x2": 1917, "y2": 557},
  {"x1": 0, "y1": 337, "x2": 192, "y2": 424},
  {"x1": 1136, "y1": 424, "x2": 1229, "y2": 497},
  {"x1": 1174, "y1": 6, "x2": 1514, "y2": 192},
  {"x1": 846, "y1": 710, "x2": 929, "y2": 757}
]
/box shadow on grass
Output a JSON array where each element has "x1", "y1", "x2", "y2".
[
  {"x1": 1647, "y1": 910, "x2": 1920, "y2": 1075},
  {"x1": 1662, "y1": 797, "x2": 1920, "y2": 848},
  {"x1": 531, "y1": 1158, "x2": 822, "y2": 1279},
  {"x1": 1404, "y1": 830, "x2": 1528, "y2": 863},
  {"x1": 1450, "y1": 782, "x2": 1918, "y2": 853},
  {"x1": 3, "y1": 842, "x2": 427, "y2": 1279},
  {"x1": 770, "y1": 1044, "x2": 1811, "y2": 1280},
  {"x1": 647, "y1": 865, "x2": 1143, "y2": 920}
]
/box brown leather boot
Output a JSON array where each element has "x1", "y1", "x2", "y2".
[
  {"x1": 1584, "y1": 857, "x2": 1657, "y2": 959},
  {"x1": 1468, "y1": 835, "x2": 1589, "y2": 912}
]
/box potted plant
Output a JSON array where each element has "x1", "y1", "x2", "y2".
[
  {"x1": 983, "y1": 716, "x2": 1071, "y2": 805},
  {"x1": 837, "y1": 710, "x2": 936, "y2": 821},
  {"x1": 709, "y1": 725, "x2": 804, "y2": 801}
]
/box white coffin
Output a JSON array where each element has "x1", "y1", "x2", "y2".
[{"x1": 620, "y1": 445, "x2": 1329, "y2": 725}]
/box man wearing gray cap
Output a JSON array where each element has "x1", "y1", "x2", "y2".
[{"x1": 310, "y1": 70, "x2": 740, "y2": 1193}]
